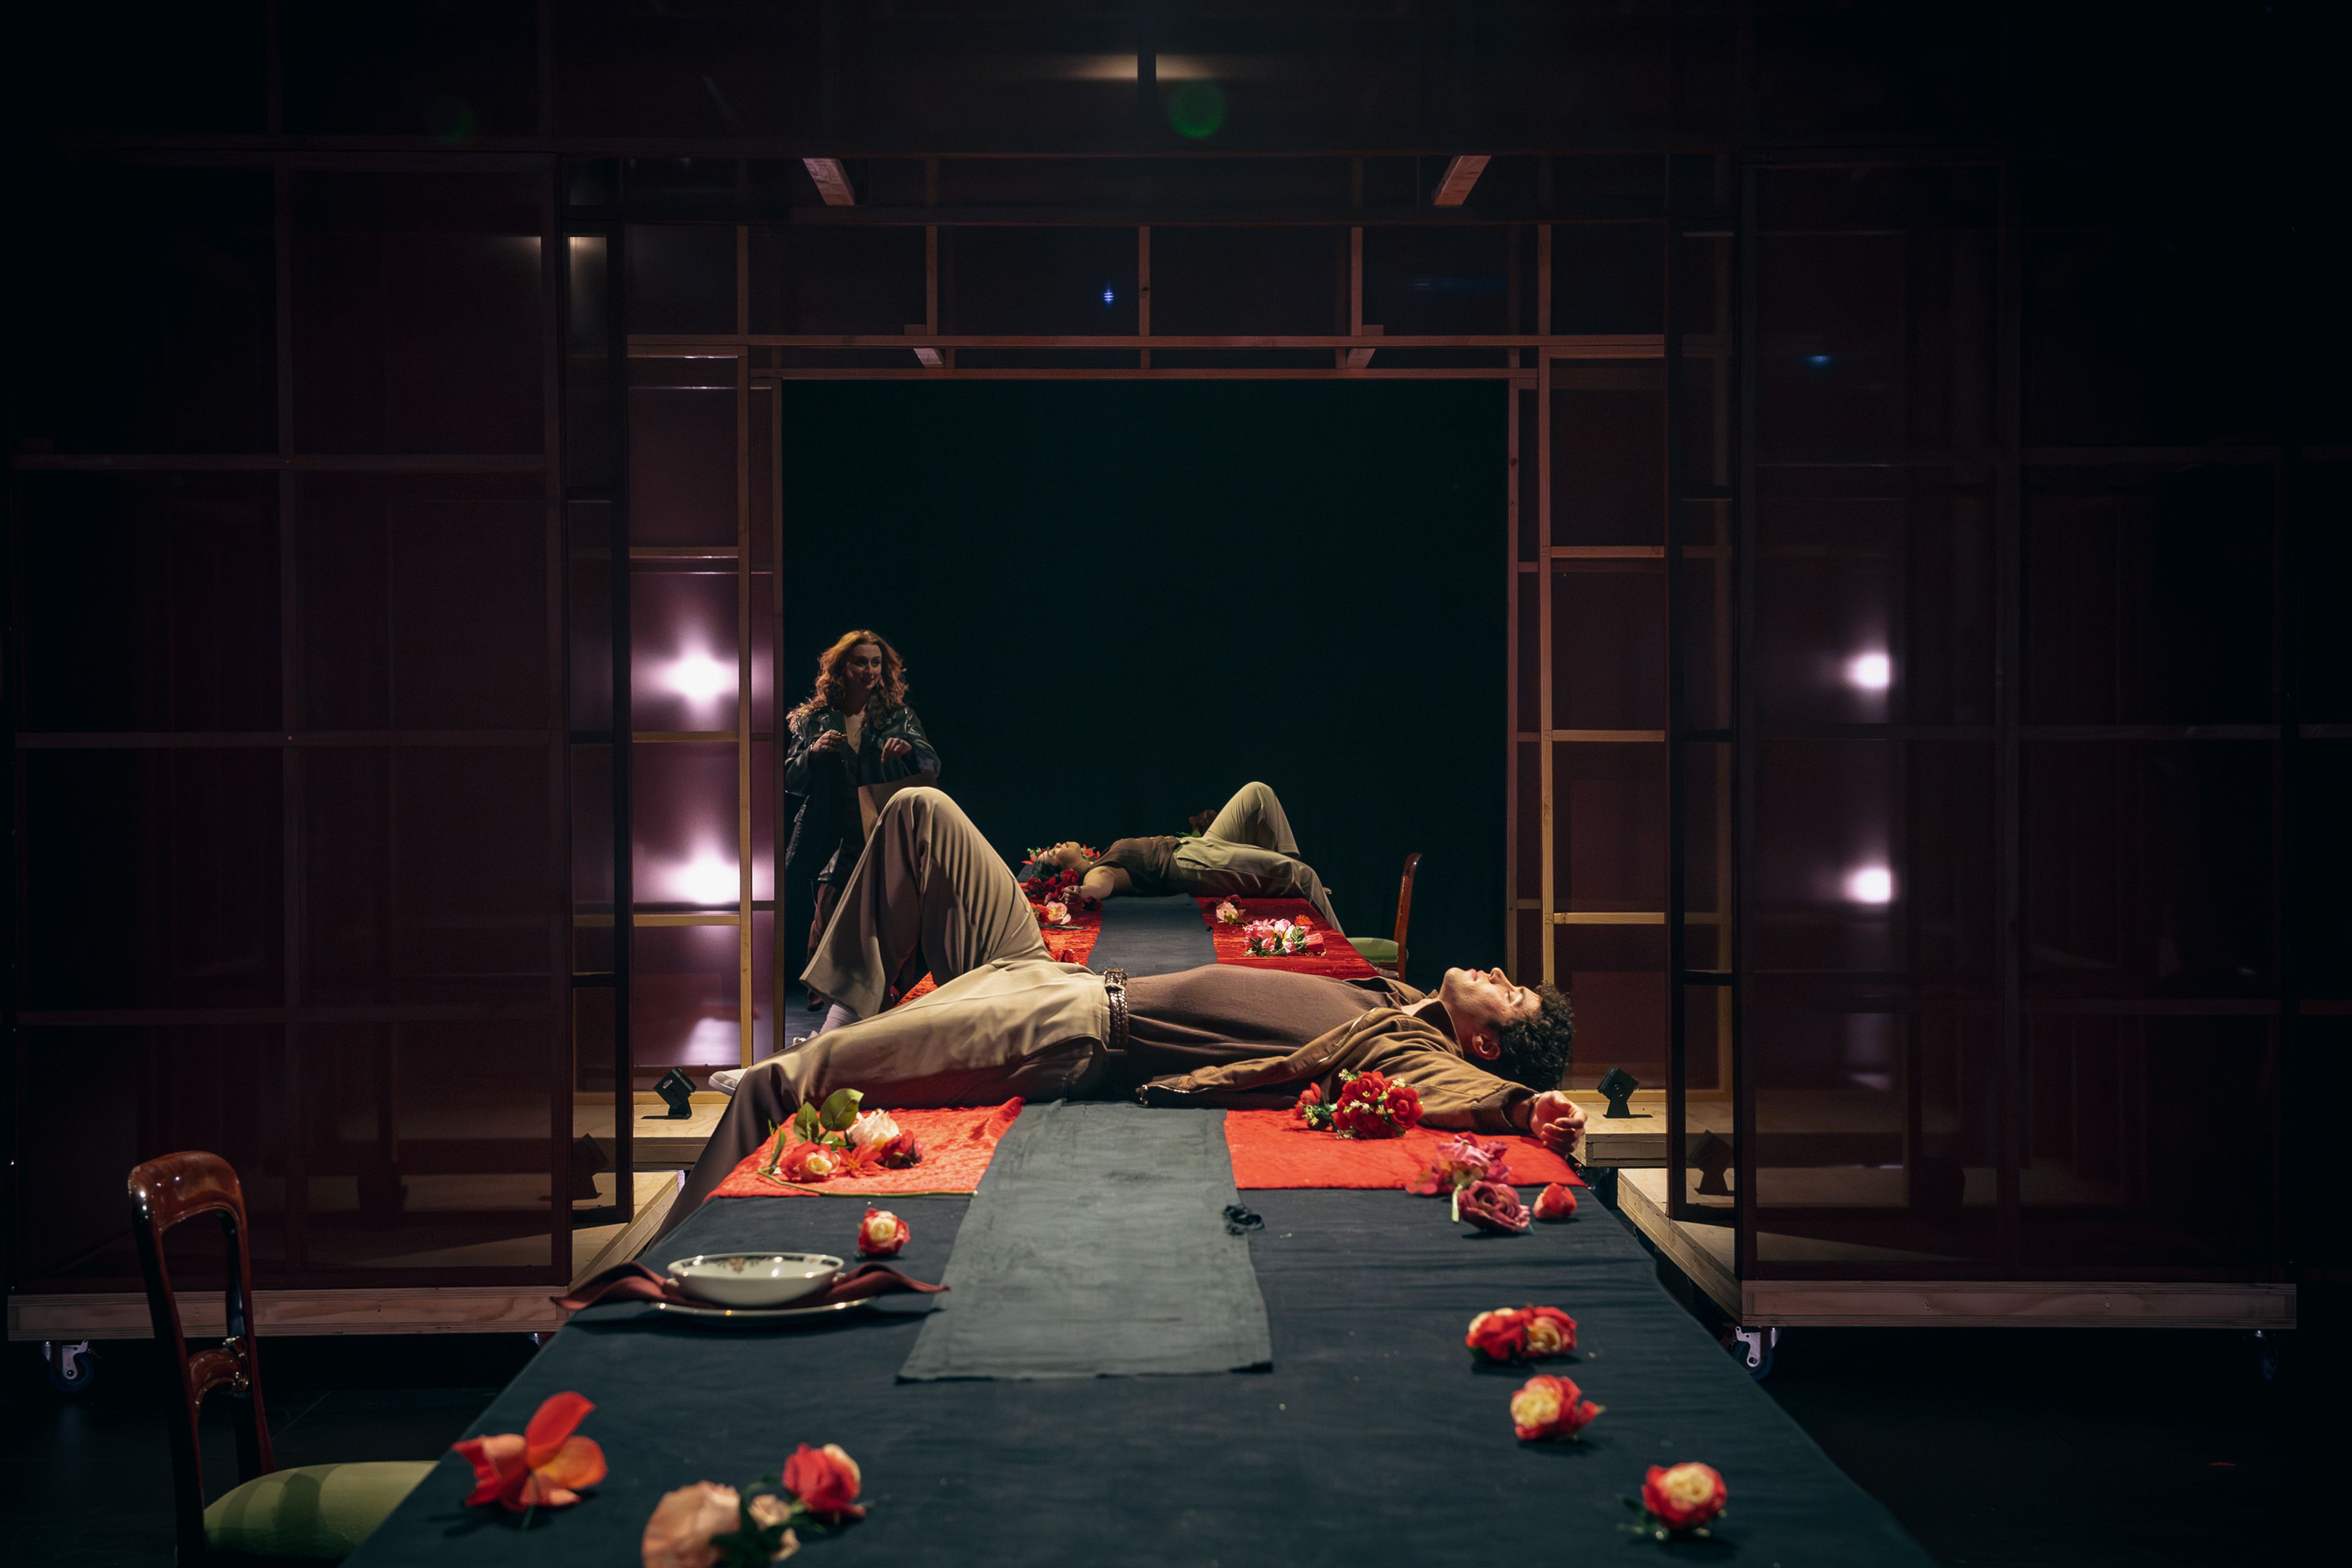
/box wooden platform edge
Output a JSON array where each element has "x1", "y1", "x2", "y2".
[
  {"x1": 9, "y1": 1173, "x2": 685, "y2": 1343},
  {"x1": 1618, "y1": 1170, "x2": 2299, "y2": 1330}
]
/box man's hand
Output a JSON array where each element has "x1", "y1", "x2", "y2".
[
  {"x1": 880, "y1": 736, "x2": 913, "y2": 761},
  {"x1": 1527, "y1": 1091, "x2": 1586, "y2": 1154}
]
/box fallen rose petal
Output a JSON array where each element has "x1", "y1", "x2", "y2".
[{"x1": 1533, "y1": 1182, "x2": 1578, "y2": 1221}]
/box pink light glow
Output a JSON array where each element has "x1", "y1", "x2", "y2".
[
  {"x1": 663, "y1": 650, "x2": 736, "y2": 709},
  {"x1": 672, "y1": 846, "x2": 739, "y2": 906},
  {"x1": 1844, "y1": 865, "x2": 1894, "y2": 905},
  {"x1": 1844, "y1": 652, "x2": 1892, "y2": 692}
]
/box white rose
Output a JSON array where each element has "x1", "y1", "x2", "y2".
[{"x1": 846, "y1": 1110, "x2": 902, "y2": 1150}]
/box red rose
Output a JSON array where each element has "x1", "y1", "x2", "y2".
[
  {"x1": 1522, "y1": 1305, "x2": 1576, "y2": 1358},
  {"x1": 781, "y1": 1442, "x2": 865, "y2": 1521},
  {"x1": 879, "y1": 1131, "x2": 925, "y2": 1168},
  {"x1": 1302, "y1": 931, "x2": 1327, "y2": 954},
  {"x1": 1533, "y1": 1182, "x2": 1578, "y2": 1221},
  {"x1": 1384, "y1": 1082, "x2": 1422, "y2": 1130},
  {"x1": 857, "y1": 1207, "x2": 909, "y2": 1257},
  {"x1": 1642, "y1": 1462, "x2": 1728, "y2": 1531},
  {"x1": 1509, "y1": 1374, "x2": 1604, "y2": 1442},
  {"x1": 1464, "y1": 1308, "x2": 1531, "y2": 1363},
  {"x1": 1294, "y1": 1083, "x2": 1322, "y2": 1120},
  {"x1": 1458, "y1": 1179, "x2": 1531, "y2": 1234}
]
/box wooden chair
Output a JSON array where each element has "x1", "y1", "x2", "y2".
[
  {"x1": 1349, "y1": 851, "x2": 1421, "y2": 984},
  {"x1": 129, "y1": 1152, "x2": 435, "y2": 1563}
]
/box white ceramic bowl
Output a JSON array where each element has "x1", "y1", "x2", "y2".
[{"x1": 665, "y1": 1251, "x2": 842, "y2": 1309}]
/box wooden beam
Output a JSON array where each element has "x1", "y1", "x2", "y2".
[
  {"x1": 803, "y1": 157, "x2": 855, "y2": 206},
  {"x1": 1432, "y1": 154, "x2": 1490, "y2": 206}
]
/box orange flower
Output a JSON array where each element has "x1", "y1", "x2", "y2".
[
  {"x1": 1509, "y1": 1373, "x2": 1604, "y2": 1442},
  {"x1": 782, "y1": 1442, "x2": 865, "y2": 1521},
  {"x1": 1642, "y1": 1462, "x2": 1728, "y2": 1531},
  {"x1": 780, "y1": 1142, "x2": 842, "y2": 1182},
  {"x1": 454, "y1": 1391, "x2": 608, "y2": 1511}
]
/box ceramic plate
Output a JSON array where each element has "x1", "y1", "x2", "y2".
[{"x1": 643, "y1": 1296, "x2": 878, "y2": 1329}]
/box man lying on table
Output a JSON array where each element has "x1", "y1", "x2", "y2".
[{"x1": 673, "y1": 786, "x2": 1585, "y2": 1215}]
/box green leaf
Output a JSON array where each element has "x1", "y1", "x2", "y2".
[
  {"x1": 816, "y1": 1087, "x2": 864, "y2": 1131},
  {"x1": 791, "y1": 1102, "x2": 821, "y2": 1142}
]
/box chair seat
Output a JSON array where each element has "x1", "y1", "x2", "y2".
[
  {"x1": 1348, "y1": 937, "x2": 1398, "y2": 965},
  {"x1": 205, "y1": 1460, "x2": 436, "y2": 1561}
]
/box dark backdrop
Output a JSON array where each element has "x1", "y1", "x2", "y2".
[{"x1": 777, "y1": 380, "x2": 1504, "y2": 983}]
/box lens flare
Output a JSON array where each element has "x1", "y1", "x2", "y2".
[
  {"x1": 1844, "y1": 866, "x2": 1894, "y2": 905},
  {"x1": 1845, "y1": 652, "x2": 1892, "y2": 691}
]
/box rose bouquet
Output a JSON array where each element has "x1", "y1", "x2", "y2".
[
  {"x1": 1293, "y1": 1070, "x2": 1422, "y2": 1139},
  {"x1": 1464, "y1": 1305, "x2": 1577, "y2": 1364},
  {"x1": 1626, "y1": 1463, "x2": 1728, "y2": 1540},
  {"x1": 641, "y1": 1443, "x2": 866, "y2": 1567},
  {"x1": 1019, "y1": 848, "x2": 1099, "y2": 915},
  {"x1": 1239, "y1": 917, "x2": 1326, "y2": 958},
  {"x1": 757, "y1": 1091, "x2": 924, "y2": 1186}
]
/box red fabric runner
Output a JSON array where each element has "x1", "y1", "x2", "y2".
[
  {"x1": 709, "y1": 1101, "x2": 1025, "y2": 1199},
  {"x1": 1196, "y1": 897, "x2": 1376, "y2": 979},
  {"x1": 1222, "y1": 1109, "x2": 1585, "y2": 1191},
  {"x1": 892, "y1": 908, "x2": 1102, "y2": 1005}
]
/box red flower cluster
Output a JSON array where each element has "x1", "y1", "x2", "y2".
[
  {"x1": 1295, "y1": 1070, "x2": 1421, "y2": 1139},
  {"x1": 1019, "y1": 849, "x2": 1101, "y2": 913},
  {"x1": 1638, "y1": 1462, "x2": 1729, "y2": 1534},
  {"x1": 1464, "y1": 1305, "x2": 1578, "y2": 1363}
]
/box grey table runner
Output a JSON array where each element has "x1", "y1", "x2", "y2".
[
  {"x1": 1082, "y1": 891, "x2": 1215, "y2": 976},
  {"x1": 896, "y1": 1100, "x2": 1271, "y2": 1380}
]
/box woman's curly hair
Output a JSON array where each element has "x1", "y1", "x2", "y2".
[
  {"x1": 790, "y1": 629, "x2": 908, "y2": 722},
  {"x1": 1493, "y1": 984, "x2": 1575, "y2": 1091}
]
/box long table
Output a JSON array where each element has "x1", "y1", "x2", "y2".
[{"x1": 345, "y1": 898, "x2": 1934, "y2": 1567}]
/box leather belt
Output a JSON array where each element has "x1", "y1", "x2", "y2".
[{"x1": 1102, "y1": 968, "x2": 1129, "y2": 1055}]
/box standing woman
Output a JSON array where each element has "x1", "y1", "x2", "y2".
[{"x1": 783, "y1": 630, "x2": 939, "y2": 981}]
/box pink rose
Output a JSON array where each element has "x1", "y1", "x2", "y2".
[
  {"x1": 857, "y1": 1207, "x2": 910, "y2": 1257},
  {"x1": 1043, "y1": 900, "x2": 1069, "y2": 925},
  {"x1": 1533, "y1": 1182, "x2": 1578, "y2": 1221},
  {"x1": 1459, "y1": 1179, "x2": 1531, "y2": 1234},
  {"x1": 1215, "y1": 900, "x2": 1242, "y2": 925},
  {"x1": 641, "y1": 1482, "x2": 739, "y2": 1568},
  {"x1": 1302, "y1": 932, "x2": 1326, "y2": 954}
]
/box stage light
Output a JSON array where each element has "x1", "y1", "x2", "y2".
[
  {"x1": 676, "y1": 848, "x2": 739, "y2": 906},
  {"x1": 664, "y1": 650, "x2": 734, "y2": 706},
  {"x1": 1102, "y1": 287, "x2": 1116, "y2": 304},
  {"x1": 1844, "y1": 865, "x2": 1894, "y2": 905},
  {"x1": 1845, "y1": 652, "x2": 1892, "y2": 691},
  {"x1": 1807, "y1": 353, "x2": 1832, "y2": 368}
]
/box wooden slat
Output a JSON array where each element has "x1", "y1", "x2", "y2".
[
  {"x1": 1432, "y1": 154, "x2": 1491, "y2": 207},
  {"x1": 803, "y1": 157, "x2": 856, "y2": 206},
  {"x1": 635, "y1": 332, "x2": 1660, "y2": 353}
]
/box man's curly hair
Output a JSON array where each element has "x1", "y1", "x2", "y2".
[{"x1": 1493, "y1": 984, "x2": 1575, "y2": 1091}]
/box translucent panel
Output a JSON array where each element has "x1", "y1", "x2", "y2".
[
  {"x1": 1148, "y1": 227, "x2": 1338, "y2": 335},
  {"x1": 750, "y1": 225, "x2": 927, "y2": 335},
  {"x1": 748, "y1": 384, "x2": 776, "y2": 570},
  {"x1": 632, "y1": 744, "x2": 739, "y2": 910},
  {"x1": 1551, "y1": 924, "x2": 1667, "y2": 1086},
  {"x1": 1512, "y1": 742, "x2": 1542, "y2": 904},
  {"x1": 14, "y1": 473, "x2": 279, "y2": 733},
  {"x1": 570, "y1": 549, "x2": 616, "y2": 733},
  {"x1": 571, "y1": 744, "x2": 615, "y2": 920},
  {"x1": 1752, "y1": 740, "x2": 1998, "y2": 984},
  {"x1": 1362, "y1": 227, "x2": 1509, "y2": 337},
  {"x1": 2019, "y1": 1016, "x2": 2274, "y2": 1272},
  {"x1": 19, "y1": 165, "x2": 276, "y2": 453},
  {"x1": 1549, "y1": 388, "x2": 1664, "y2": 546},
  {"x1": 2022, "y1": 742, "x2": 2274, "y2": 998},
  {"x1": 292, "y1": 172, "x2": 545, "y2": 454},
  {"x1": 295, "y1": 1020, "x2": 560, "y2": 1276},
  {"x1": 1746, "y1": 987, "x2": 2003, "y2": 1267},
  {"x1": 1513, "y1": 571, "x2": 1540, "y2": 734},
  {"x1": 750, "y1": 571, "x2": 778, "y2": 733},
  {"x1": 282, "y1": 1, "x2": 538, "y2": 135},
  {"x1": 943, "y1": 228, "x2": 1138, "y2": 335},
  {"x1": 632, "y1": 924, "x2": 746, "y2": 1085},
  {"x1": 629, "y1": 372, "x2": 737, "y2": 546},
  {"x1": 1675, "y1": 542, "x2": 1733, "y2": 732},
  {"x1": 1755, "y1": 219, "x2": 1997, "y2": 454},
  {"x1": 1682, "y1": 983, "x2": 1732, "y2": 1095},
  {"x1": 630, "y1": 567, "x2": 739, "y2": 731},
  {"x1": 21, "y1": 752, "x2": 281, "y2": 1010},
  {"x1": 1548, "y1": 222, "x2": 1664, "y2": 334},
  {"x1": 1553, "y1": 742, "x2": 1666, "y2": 911},
  {"x1": 1757, "y1": 468, "x2": 1996, "y2": 727},
  {"x1": 575, "y1": 983, "x2": 617, "y2": 1096},
  {"x1": 2024, "y1": 463, "x2": 2274, "y2": 726},
  {"x1": 2293, "y1": 742, "x2": 2352, "y2": 998},
  {"x1": 627, "y1": 224, "x2": 736, "y2": 334},
  {"x1": 301, "y1": 748, "x2": 557, "y2": 1005},
  {"x1": 1679, "y1": 742, "x2": 1733, "y2": 971},
  {"x1": 1515, "y1": 387, "x2": 1541, "y2": 562},
  {"x1": 1551, "y1": 564, "x2": 1667, "y2": 729},
  {"x1": 566, "y1": 235, "x2": 617, "y2": 489},
  {"x1": 297, "y1": 474, "x2": 552, "y2": 730}
]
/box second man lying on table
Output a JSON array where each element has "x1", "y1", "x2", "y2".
[
  {"x1": 674, "y1": 785, "x2": 1581, "y2": 1218},
  {"x1": 1031, "y1": 778, "x2": 1341, "y2": 928}
]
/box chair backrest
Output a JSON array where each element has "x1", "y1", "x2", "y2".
[
  {"x1": 128, "y1": 1151, "x2": 274, "y2": 1562},
  {"x1": 1392, "y1": 851, "x2": 1422, "y2": 985}
]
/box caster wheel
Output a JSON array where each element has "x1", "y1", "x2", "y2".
[
  {"x1": 44, "y1": 1341, "x2": 97, "y2": 1396},
  {"x1": 1727, "y1": 1325, "x2": 1778, "y2": 1381}
]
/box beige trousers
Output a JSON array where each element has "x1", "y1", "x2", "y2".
[
  {"x1": 1170, "y1": 780, "x2": 1341, "y2": 928},
  {"x1": 674, "y1": 787, "x2": 1109, "y2": 1216}
]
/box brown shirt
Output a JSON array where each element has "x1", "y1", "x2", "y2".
[
  {"x1": 1096, "y1": 835, "x2": 1180, "y2": 895},
  {"x1": 1121, "y1": 965, "x2": 1534, "y2": 1134}
]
